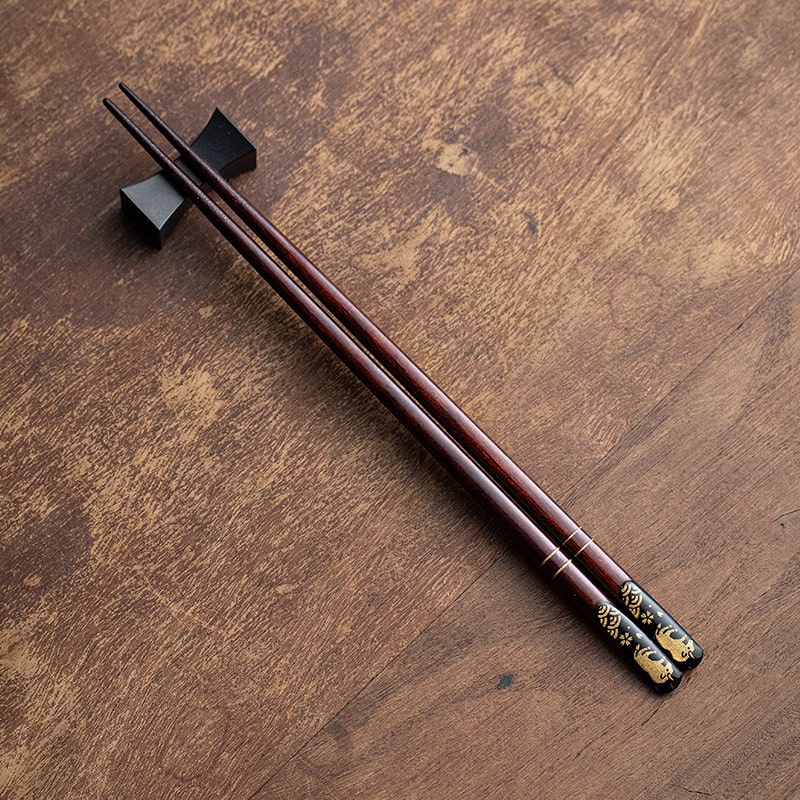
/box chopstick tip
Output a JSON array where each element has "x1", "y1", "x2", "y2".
[{"x1": 103, "y1": 98, "x2": 133, "y2": 131}]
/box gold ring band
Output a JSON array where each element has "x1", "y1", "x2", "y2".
[
  {"x1": 540, "y1": 526, "x2": 583, "y2": 567},
  {"x1": 573, "y1": 537, "x2": 594, "y2": 559},
  {"x1": 551, "y1": 537, "x2": 594, "y2": 579}
]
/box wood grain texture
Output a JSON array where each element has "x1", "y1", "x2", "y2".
[
  {"x1": 263, "y1": 268, "x2": 800, "y2": 800},
  {"x1": 1, "y1": 0, "x2": 799, "y2": 797}
]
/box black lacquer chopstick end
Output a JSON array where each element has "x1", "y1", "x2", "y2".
[
  {"x1": 618, "y1": 582, "x2": 703, "y2": 670},
  {"x1": 596, "y1": 603, "x2": 683, "y2": 693}
]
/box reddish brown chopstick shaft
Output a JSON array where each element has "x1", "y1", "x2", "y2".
[
  {"x1": 105, "y1": 96, "x2": 683, "y2": 691},
  {"x1": 117, "y1": 84, "x2": 702, "y2": 670}
]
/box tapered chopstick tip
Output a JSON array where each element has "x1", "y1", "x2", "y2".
[{"x1": 102, "y1": 98, "x2": 128, "y2": 126}]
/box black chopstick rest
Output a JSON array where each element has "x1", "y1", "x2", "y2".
[{"x1": 119, "y1": 108, "x2": 256, "y2": 247}]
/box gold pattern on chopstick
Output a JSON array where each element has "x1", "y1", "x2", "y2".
[
  {"x1": 597, "y1": 604, "x2": 674, "y2": 685},
  {"x1": 632, "y1": 645, "x2": 674, "y2": 685},
  {"x1": 620, "y1": 582, "x2": 697, "y2": 664},
  {"x1": 620, "y1": 582, "x2": 643, "y2": 619},
  {"x1": 655, "y1": 625, "x2": 696, "y2": 663},
  {"x1": 540, "y1": 526, "x2": 582, "y2": 566},
  {"x1": 597, "y1": 604, "x2": 623, "y2": 639}
]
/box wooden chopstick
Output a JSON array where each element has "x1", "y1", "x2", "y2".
[
  {"x1": 115, "y1": 84, "x2": 702, "y2": 672},
  {"x1": 104, "y1": 93, "x2": 684, "y2": 691}
]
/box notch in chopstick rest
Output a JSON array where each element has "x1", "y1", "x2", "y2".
[
  {"x1": 119, "y1": 108, "x2": 256, "y2": 247},
  {"x1": 619, "y1": 581, "x2": 703, "y2": 670},
  {"x1": 596, "y1": 603, "x2": 682, "y2": 692}
]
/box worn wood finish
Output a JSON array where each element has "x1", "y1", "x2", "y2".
[
  {"x1": 1, "y1": 0, "x2": 799, "y2": 797},
  {"x1": 263, "y1": 269, "x2": 800, "y2": 799}
]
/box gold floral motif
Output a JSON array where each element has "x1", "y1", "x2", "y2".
[
  {"x1": 633, "y1": 645, "x2": 674, "y2": 685},
  {"x1": 597, "y1": 604, "x2": 623, "y2": 640},
  {"x1": 620, "y1": 582, "x2": 643, "y2": 619},
  {"x1": 655, "y1": 625, "x2": 696, "y2": 663}
]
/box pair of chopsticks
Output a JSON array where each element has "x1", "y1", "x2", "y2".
[{"x1": 105, "y1": 84, "x2": 702, "y2": 691}]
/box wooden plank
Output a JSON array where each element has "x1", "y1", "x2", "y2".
[
  {"x1": 0, "y1": 0, "x2": 798, "y2": 797},
  {"x1": 260, "y1": 262, "x2": 800, "y2": 800}
]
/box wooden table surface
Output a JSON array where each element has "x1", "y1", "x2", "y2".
[{"x1": 2, "y1": 1, "x2": 799, "y2": 797}]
